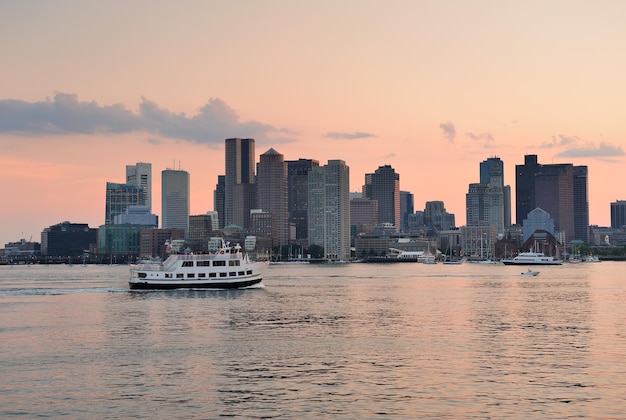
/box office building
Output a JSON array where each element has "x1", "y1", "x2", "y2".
[
  {"x1": 225, "y1": 138, "x2": 255, "y2": 227},
  {"x1": 516, "y1": 155, "x2": 588, "y2": 243},
  {"x1": 105, "y1": 182, "x2": 146, "y2": 226},
  {"x1": 113, "y1": 205, "x2": 158, "y2": 226},
  {"x1": 611, "y1": 200, "x2": 626, "y2": 229},
  {"x1": 162, "y1": 169, "x2": 190, "y2": 236},
  {"x1": 287, "y1": 158, "x2": 319, "y2": 246},
  {"x1": 41, "y1": 222, "x2": 97, "y2": 257},
  {"x1": 257, "y1": 148, "x2": 289, "y2": 246},
  {"x1": 364, "y1": 165, "x2": 400, "y2": 228},
  {"x1": 214, "y1": 175, "x2": 226, "y2": 229},
  {"x1": 400, "y1": 191, "x2": 414, "y2": 231},
  {"x1": 350, "y1": 197, "x2": 378, "y2": 235},
  {"x1": 308, "y1": 160, "x2": 351, "y2": 260},
  {"x1": 126, "y1": 162, "x2": 152, "y2": 211}
]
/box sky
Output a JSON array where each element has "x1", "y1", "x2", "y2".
[{"x1": 1, "y1": 0, "x2": 625, "y2": 246}]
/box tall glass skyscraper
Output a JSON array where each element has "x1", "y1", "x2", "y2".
[{"x1": 161, "y1": 169, "x2": 190, "y2": 236}]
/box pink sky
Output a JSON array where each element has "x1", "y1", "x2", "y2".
[{"x1": 1, "y1": 1, "x2": 625, "y2": 246}]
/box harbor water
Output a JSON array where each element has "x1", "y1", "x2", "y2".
[{"x1": 1, "y1": 261, "x2": 625, "y2": 418}]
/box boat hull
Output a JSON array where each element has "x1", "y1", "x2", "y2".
[
  {"x1": 129, "y1": 276, "x2": 263, "y2": 290},
  {"x1": 502, "y1": 261, "x2": 561, "y2": 266}
]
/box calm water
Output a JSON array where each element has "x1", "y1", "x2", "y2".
[{"x1": 1, "y1": 261, "x2": 625, "y2": 418}]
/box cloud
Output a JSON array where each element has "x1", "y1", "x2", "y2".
[
  {"x1": 439, "y1": 121, "x2": 456, "y2": 143},
  {"x1": 539, "y1": 134, "x2": 580, "y2": 148},
  {"x1": 323, "y1": 131, "x2": 376, "y2": 140},
  {"x1": 556, "y1": 142, "x2": 624, "y2": 158},
  {"x1": 466, "y1": 131, "x2": 494, "y2": 143},
  {"x1": 0, "y1": 93, "x2": 138, "y2": 135},
  {"x1": 0, "y1": 92, "x2": 290, "y2": 145}
]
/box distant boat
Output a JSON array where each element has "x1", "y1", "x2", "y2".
[
  {"x1": 502, "y1": 251, "x2": 562, "y2": 266},
  {"x1": 521, "y1": 267, "x2": 540, "y2": 276}
]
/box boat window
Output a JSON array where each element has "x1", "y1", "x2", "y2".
[
  {"x1": 138, "y1": 272, "x2": 147, "y2": 278},
  {"x1": 213, "y1": 260, "x2": 226, "y2": 267},
  {"x1": 187, "y1": 273, "x2": 194, "y2": 278},
  {"x1": 238, "y1": 271, "x2": 245, "y2": 276},
  {"x1": 209, "y1": 273, "x2": 217, "y2": 278},
  {"x1": 219, "y1": 272, "x2": 227, "y2": 277},
  {"x1": 182, "y1": 261, "x2": 194, "y2": 267},
  {"x1": 176, "y1": 273, "x2": 184, "y2": 278},
  {"x1": 197, "y1": 261, "x2": 211, "y2": 267},
  {"x1": 165, "y1": 273, "x2": 172, "y2": 278},
  {"x1": 198, "y1": 273, "x2": 206, "y2": 278},
  {"x1": 246, "y1": 270, "x2": 252, "y2": 275},
  {"x1": 229, "y1": 272, "x2": 237, "y2": 276}
]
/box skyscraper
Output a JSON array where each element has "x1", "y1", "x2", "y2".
[
  {"x1": 516, "y1": 155, "x2": 588, "y2": 243},
  {"x1": 479, "y1": 156, "x2": 509, "y2": 231},
  {"x1": 257, "y1": 148, "x2": 289, "y2": 246},
  {"x1": 126, "y1": 162, "x2": 152, "y2": 211},
  {"x1": 308, "y1": 160, "x2": 350, "y2": 261},
  {"x1": 225, "y1": 138, "x2": 255, "y2": 227},
  {"x1": 287, "y1": 158, "x2": 319, "y2": 245},
  {"x1": 364, "y1": 165, "x2": 400, "y2": 228},
  {"x1": 214, "y1": 175, "x2": 226, "y2": 229},
  {"x1": 611, "y1": 200, "x2": 626, "y2": 229},
  {"x1": 466, "y1": 158, "x2": 505, "y2": 236},
  {"x1": 400, "y1": 191, "x2": 414, "y2": 232},
  {"x1": 162, "y1": 169, "x2": 190, "y2": 236}
]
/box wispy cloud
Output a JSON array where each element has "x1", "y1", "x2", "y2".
[
  {"x1": 0, "y1": 93, "x2": 292, "y2": 145},
  {"x1": 439, "y1": 121, "x2": 456, "y2": 143},
  {"x1": 323, "y1": 131, "x2": 376, "y2": 140},
  {"x1": 556, "y1": 142, "x2": 624, "y2": 158},
  {"x1": 465, "y1": 132, "x2": 494, "y2": 143},
  {"x1": 539, "y1": 134, "x2": 580, "y2": 149}
]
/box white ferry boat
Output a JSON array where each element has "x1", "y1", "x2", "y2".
[
  {"x1": 501, "y1": 251, "x2": 562, "y2": 266},
  {"x1": 129, "y1": 242, "x2": 267, "y2": 290}
]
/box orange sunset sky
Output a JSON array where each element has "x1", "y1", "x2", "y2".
[{"x1": 1, "y1": 1, "x2": 625, "y2": 246}]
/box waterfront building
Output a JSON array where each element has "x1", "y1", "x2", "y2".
[
  {"x1": 249, "y1": 209, "x2": 273, "y2": 239},
  {"x1": 105, "y1": 182, "x2": 146, "y2": 226},
  {"x1": 460, "y1": 222, "x2": 497, "y2": 259},
  {"x1": 287, "y1": 158, "x2": 319, "y2": 246},
  {"x1": 522, "y1": 207, "x2": 555, "y2": 242},
  {"x1": 97, "y1": 224, "x2": 152, "y2": 256},
  {"x1": 41, "y1": 222, "x2": 97, "y2": 258},
  {"x1": 611, "y1": 200, "x2": 626, "y2": 228},
  {"x1": 364, "y1": 165, "x2": 400, "y2": 228},
  {"x1": 126, "y1": 162, "x2": 152, "y2": 211},
  {"x1": 257, "y1": 148, "x2": 289, "y2": 247},
  {"x1": 308, "y1": 160, "x2": 351, "y2": 261},
  {"x1": 225, "y1": 138, "x2": 256, "y2": 227},
  {"x1": 161, "y1": 168, "x2": 190, "y2": 236}
]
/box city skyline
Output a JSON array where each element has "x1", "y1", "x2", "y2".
[{"x1": 1, "y1": 1, "x2": 625, "y2": 246}]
